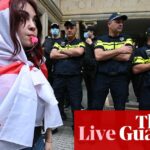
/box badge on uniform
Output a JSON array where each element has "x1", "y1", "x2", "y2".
[
  {"x1": 146, "y1": 49, "x2": 150, "y2": 58},
  {"x1": 61, "y1": 41, "x2": 66, "y2": 47},
  {"x1": 119, "y1": 37, "x2": 124, "y2": 41}
]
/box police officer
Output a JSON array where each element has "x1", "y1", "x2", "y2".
[
  {"x1": 50, "y1": 20, "x2": 85, "y2": 127},
  {"x1": 132, "y1": 27, "x2": 150, "y2": 110},
  {"x1": 43, "y1": 23, "x2": 61, "y2": 84},
  {"x1": 92, "y1": 12, "x2": 133, "y2": 110},
  {"x1": 82, "y1": 25, "x2": 97, "y2": 109}
]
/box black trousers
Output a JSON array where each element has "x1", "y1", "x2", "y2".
[
  {"x1": 83, "y1": 73, "x2": 95, "y2": 109},
  {"x1": 139, "y1": 85, "x2": 150, "y2": 110},
  {"x1": 52, "y1": 74, "x2": 82, "y2": 121},
  {"x1": 91, "y1": 73, "x2": 128, "y2": 110}
]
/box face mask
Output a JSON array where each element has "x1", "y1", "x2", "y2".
[
  {"x1": 51, "y1": 28, "x2": 59, "y2": 36},
  {"x1": 84, "y1": 32, "x2": 89, "y2": 39}
]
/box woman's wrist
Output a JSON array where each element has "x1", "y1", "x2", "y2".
[
  {"x1": 45, "y1": 128, "x2": 52, "y2": 143},
  {"x1": 46, "y1": 140, "x2": 52, "y2": 143}
]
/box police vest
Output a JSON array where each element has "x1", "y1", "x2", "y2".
[
  {"x1": 95, "y1": 34, "x2": 133, "y2": 75},
  {"x1": 133, "y1": 45, "x2": 150, "y2": 86},
  {"x1": 53, "y1": 38, "x2": 85, "y2": 75}
]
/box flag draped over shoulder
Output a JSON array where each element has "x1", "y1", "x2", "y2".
[{"x1": 0, "y1": 1, "x2": 62, "y2": 150}]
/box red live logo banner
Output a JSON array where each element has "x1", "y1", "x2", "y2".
[{"x1": 74, "y1": 110, "x2": 150, "y2": 150}]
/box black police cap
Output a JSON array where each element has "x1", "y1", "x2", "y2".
[
  {"x1": 86, "y1": 25, "x2": 95, "y2": 32},
  {"x1": 108, "y1": 12, "x2": 128, "y2": 21},
  {"x1": 51, "y1": 23, "x2": 59, "y2": 28},
  {"x1": 64, "y1": 20, "x2": 76, "y2": 27}
]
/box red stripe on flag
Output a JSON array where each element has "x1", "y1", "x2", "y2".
[
  {"x1": 0, "y1": 0, "x2": 10, "y2": 11},
  {"x1": 0, "y1": 62, "x2": 24, "y2": 75}
]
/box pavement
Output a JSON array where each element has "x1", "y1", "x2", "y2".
[
  {"x1": 52, "y1": 82, "x2": 138, "y2": 150},
  {"x1": 52, "y1": 108, "x2": 74, "y2": 150}
]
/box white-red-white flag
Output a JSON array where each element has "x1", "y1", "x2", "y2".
[{"x1": 0, "y1": 1, "x2": 62, "y2": 149}]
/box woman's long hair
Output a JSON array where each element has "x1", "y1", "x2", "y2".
[{"x1": 9, "y1": 0, "x2": 43, "y2": 66}]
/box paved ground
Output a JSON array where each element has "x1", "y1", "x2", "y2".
[
  {"x1": 52, "y1": 126, "x2": 74, "y2": 150},
  {"x1": 52, "y1": 81, "x2": 138, "y2": 150},
  {"x1": 52, "y1": 108, "x2": 74, "y2": 150}
]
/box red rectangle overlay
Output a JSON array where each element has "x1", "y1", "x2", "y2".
[{"x1": 75, "y1": 110, "x2": 150, "y2": 150}]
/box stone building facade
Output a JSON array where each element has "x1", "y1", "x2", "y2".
[{"x1": 37, "y1": 0, "x2": 150, "y2": 44}]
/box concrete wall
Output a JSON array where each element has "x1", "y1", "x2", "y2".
[
  {"x1": 61, "y1": 0, "x2": 150, "y2": 15},
  {"x1": 60, "y1": 0, "x2": 150, "y2": 22},
  {"x1": 52, "y1": 0, "x2": 61, "y2": 8}
]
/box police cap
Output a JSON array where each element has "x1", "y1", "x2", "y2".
[
  {"x1": 86, "y1": 25, "x2": 95, "y2": 32},
  {"x1": 108, "y1": 12, "x2": 128, "y2": 21},
  {"x1": 64, "y1": 20, "x2": 76, "y2": 27},
  {"x1": 51, "y1": 23, "x2": 59, "y2": 29}
]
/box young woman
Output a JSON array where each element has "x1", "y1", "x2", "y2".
[{"x1": 0, "y1": 0, "x2": 62, "y2": 150}]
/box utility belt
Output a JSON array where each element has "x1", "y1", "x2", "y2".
[
  {"x1": 54, "y1": 73, "x2": 81, "y2": 78},
  {"x1": 99, "y1": 72, "x2": 127, "y2": 76}
]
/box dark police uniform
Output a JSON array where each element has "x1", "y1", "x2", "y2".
[
  {"x1": 52, "y1": 38, "x2": 85, "y2": 116},
  {"x1": 82, "y1": 37, "x2": 97, "y2": 109},
  {"x1": 43, "y1": 36, "x2": 62, "y2": 84},
  {"x1": 91, "y1": 34, "x2": 133, "y2": 110},
  {"x1": 132, "y1": 45, "x2": 150, "y2": 109}
]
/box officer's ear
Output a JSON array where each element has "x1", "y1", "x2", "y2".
[
  {"x1": 107, "y1": 21, "x2": 112, "y2": 28},
  {"x1": 108, "y1": 21, "x2": 111, "y2": 26}
]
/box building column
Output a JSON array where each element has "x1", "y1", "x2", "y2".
[
  {"x1": 76, "y1": 21, "x2": 80, "y2": 39},
  {"x1": 40, "y1": 12, "x2": 48, "y2": 44}
]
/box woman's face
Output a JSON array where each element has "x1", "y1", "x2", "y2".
[{"x1": 17, "y1": 2, "x2": 38, "y2": 48}]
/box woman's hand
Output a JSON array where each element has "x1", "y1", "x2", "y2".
[{"x1": 45, "y1": 141, "x2": 52, "y2": 150}]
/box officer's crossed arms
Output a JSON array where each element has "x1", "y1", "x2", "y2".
[
  {"x1": 113, "y1": 38, "x2": 133, "y2": 61},
  {"x1": 59, "y1": 42, "x2": 85, "y2": 57},
  {"x1": 94, "y1": 40, "x2": 133, "y2": 62},
  {"x1": 132, "y1": 53, "x2": 150, "y2": 74},
  {"x1": 50, "y1": 47, "x2": 69, "y2": 60},
  {"x1": 50, "y1": 42, "x2": 85, "y2": 59}
]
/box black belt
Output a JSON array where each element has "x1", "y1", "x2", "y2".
[
  {"x1": 108, "y1": 72, "x2": 119, "y2": 76},
  {"x1": 99, "y1": 72, "x2": 126, "y2": 76}
]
